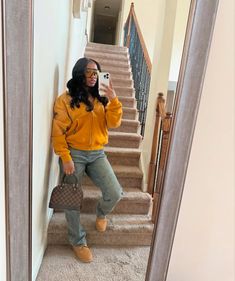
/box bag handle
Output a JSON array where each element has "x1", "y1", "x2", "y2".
[{"x1": 61, "y1": 174, "x2": 79, "y2": 184}]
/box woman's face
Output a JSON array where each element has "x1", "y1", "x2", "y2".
[{"x1": 85, "y1": 62, "x2": 99, "y2": 87}]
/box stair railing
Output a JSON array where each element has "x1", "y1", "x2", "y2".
[
  {"x1": 147, "y1": 93, "x2": 173, "y2": 223},
  {"x1": 124, "y1": 3, "x2": 152, "y2": 136},
  {"x1": 147, "y1": 93, "x2": 166, "y2": 194}
]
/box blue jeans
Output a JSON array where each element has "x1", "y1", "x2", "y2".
[{"x1": 59, "y1": 148, "x2": 123, "y2": 246}]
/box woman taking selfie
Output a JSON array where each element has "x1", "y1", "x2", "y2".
[{"x1": 51, "y1": 57, "x2": 123, "y2": 263}]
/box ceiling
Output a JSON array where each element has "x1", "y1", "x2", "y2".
[{"x1": 94, "y1": 0, "x2": 122, "y2": 18}]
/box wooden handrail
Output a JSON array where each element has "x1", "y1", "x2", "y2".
[
  {"x1": 151, "y1": 112, "x2": 173, "y2": 223},
  {"x1": 147, "y1": 93, "x2": 166, "y2": 195},
  {"x1": 124, "y1": 3, "x2": 152, "y2": 73},
  {"x1": 125, "y1": 4, "x2": 133, "y2": 49},
  {"x1": 124, "y1": 2, "x2": 134, "y2": 28}
]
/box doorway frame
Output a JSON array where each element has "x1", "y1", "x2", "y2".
[
  {"x1": 1, "y1": 0, "x2": 219, "y2": 280},
  {"x1": 145, "y1": 0, "x2": 219, "y2": 280},
  {"x1": 1, "y1": 0, "x2": 33, "y2": 280}
]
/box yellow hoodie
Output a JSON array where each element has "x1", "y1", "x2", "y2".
[{"x1": 51, "y1": 92, "x2": 122, "y2": 163}]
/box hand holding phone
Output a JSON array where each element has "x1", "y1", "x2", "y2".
[
  {"x1": 98, "y1": 72, "x2": 116, "y2": 100},
  {"x1": 99, "y1": 72, "x2": 110, "y2": 96}
]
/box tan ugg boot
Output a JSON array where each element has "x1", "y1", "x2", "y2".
[
  {"x1": 72, "y1": 245, "x2": 93, "y2": 263},
  {"x1": 96, "y1": 217, "x2": 107, "y2": 232}
]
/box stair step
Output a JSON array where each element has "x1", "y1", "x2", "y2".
[
  {"x1": 85, "y1": 50, "x2": 129, "y2": 63},
  {"x1": 118, "y1": 96, "x2": 136, "y2": 107},
  {"x1": 122, "y1": 107, "x2": 138, "y2": 120},
  {"x1": 102, "y1": 64, "x2": 131, "y2": 73},
  {"x1": 104, "y1": 146, "x2": 141, "y2": 166},
  {"x1": 110, "y1": 119, "x2": 140, "y2": 133},
  {"x1": 83, "y1": 165, "x2": 143, "y2": 189},
  {"x1": 85, "y1": 47, "x2": 128, "y2": 57},
  {"x1": 114, "y1": 86, "x2": 135, "y2": 97},
  {"x1": 80, "y1": 188, "x2": 152, "y2": 215},
  {"x1": 112, "y1": 77, "x2": 133, "y2": 88},
  {"x1": 55, "y1": 187, "x2": 151, "y2": 215},
  {"x1": 101, "y1": 67, "x2": 132, "y2": 78},
  {"x1": 86, "y1": 42, "x2": 128, "y2": 53},
  {"x1": 108, "y1": 72, "x2": 132, "y2": 80},
  {"x1": 89, "y1": 58, "x2": 130, "y2": 69},
  {"x1": 48, "y1": 213, "x2": 153, "y2": 246},
  {"x1": 108, "y1": 132, "x2": 142, "y2": 149},
  {"x1": 96, "y1": 59, "x2": 130, "y2": 69}
]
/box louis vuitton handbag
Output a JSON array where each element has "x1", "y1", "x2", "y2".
[{"x1": 49, "y1": 174, "x2": 83, "y2": 210}]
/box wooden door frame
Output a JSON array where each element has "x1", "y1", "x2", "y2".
[
  {"x1": 145, "y1": 0, "x2": 219, "y2": 280},
  {"x1": 1, "y1": 0, "x2": 219, "y2": 280},
  {"x1": 1, "y1": 0, "x2": 33, "y2": 280}
]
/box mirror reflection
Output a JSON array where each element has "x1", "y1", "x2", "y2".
[{"x1": 33, "y1": 0, "x2": 191, "y2": 280}]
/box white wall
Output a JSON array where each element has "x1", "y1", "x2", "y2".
[
  {"x1": 167, "y1": 0, "x2": 235, "y2": 280},
  {"x1": 169, "y1": 0, "x2": 190, "y2": 82},
  {"x1": 0, "y1": 10, "x2": 6, "y2": 281},
  {"x1": 87, "y1": 0, "x2": 95, "y2": 42},
  {"x1": 32, "y1": 1, "x2": 88, "y2": 279},
  {"x1": 140, "y1": 0, "x2": 179, "y2": 190},
  {"x1": 66, "y1": 10, "x2": 89, "y2": 80},
  {"x1": 115, "y1": 1, "x2": 124, "y2": 45}
]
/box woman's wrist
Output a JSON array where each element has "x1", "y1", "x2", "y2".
[{"x1": 109, "y1": 92, "x2": 116, "y2": 101}]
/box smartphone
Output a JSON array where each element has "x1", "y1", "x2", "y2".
[{"x1": 99, "y1": 72, "x2": 110, "y2": 96}]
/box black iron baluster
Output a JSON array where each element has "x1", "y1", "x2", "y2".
[{"x1": 124, "y1": 14, "x2": 151, "y2": 136}]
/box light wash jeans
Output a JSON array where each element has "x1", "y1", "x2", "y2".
[{"x1": 59, "y1": 148, "x2": 123, "y2": 246}]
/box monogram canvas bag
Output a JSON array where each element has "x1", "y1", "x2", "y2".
[{"x1": 49, "y1": 174, "x2": 83, "y2": 210}]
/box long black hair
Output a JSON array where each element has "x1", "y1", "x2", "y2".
[{"x1": 66, "y1": 57, "x2": 108, "y2": 111}]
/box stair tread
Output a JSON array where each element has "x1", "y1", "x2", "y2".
[
  {"x1": 54, "y1": 186, "x2": 151, "y2": 214},
  {"x1": 109, "y1": 125, "x2": 140, "y2": 133},
  {"x1": 101, "y1": 65, "x2": 131, "y2": 71},
  {"x1": 122, "y1": 107, "x2": 137, "y2": 113},
  {"x1": 83, "y1": 186, "x2": 150, "y2": 198},
  {"x1": 113, "y1": 81, "x2": 133, "y2": 87},
  {"x1": 84, "y1": 165, "x2": 143, "y2": 178},
  {"x1": 104, "y1": 147, "x2": 141, "y2": 165},
  {"x1": 111, "y1": 76, "x2": 133, "y2": 81},
  {"x1": 83, "y1": 189, "x2": 151, "y2": 203},
  {"x1": 85, "y1": 52, "x2": 129, "y2": 61},
  {"x1": 108, "y1": 73, "x2": 132, "y2": 78},
  {"x1": 118, "y1": 96, "x2": 136, "y2": 101},
  {"x1": 104, "y1": 146, "x2": 141, "y2": 154},
  {"x1": 112, "y1": 164, "x2": 142, "y2": 172},
  {"x1": 120, "y1": 119, "x2": 140, "y2": 125},
  {"x1": 85, "y1": 47, "x2": 128, "y2": 53},
  {"x1": 108, "y1": 131, "x2": 141, "y2": 138},
  {"x1": 87, "y1": 42, "x2": 128, "y2": 51},
  {"x1": 114, "y1": 85, "x2": 134, "y2": 90},
  {"x1": 102, "y1": 68, "x2": 131, "y2": 75},
  {"x1": 85, "y1": 51, "x2": 128, "y2": 57},
  {"x1": 49, "y1": 213, "x2": 153, "y2": 233},
  {"x1": 96, "y1": 59, "x2": 129, "y2": 66},
  {"x1": 85, "y1": 46, "x2": 128, "y2": 53}
]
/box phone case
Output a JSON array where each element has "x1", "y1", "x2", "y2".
[{"x1": 99, "y1": 72, "x2": 110, "y2": 87}]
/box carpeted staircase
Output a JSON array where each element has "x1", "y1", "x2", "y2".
[{"x1": 47, "y1": 42, "x2": 154, "y2": 247}]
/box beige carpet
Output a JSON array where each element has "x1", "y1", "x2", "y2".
[{"x1": 36, "y1": 245, "x2": 150, "y2": 281}]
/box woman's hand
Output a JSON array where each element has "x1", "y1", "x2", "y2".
[
  {"x1": 100, "y1": 80, "x2": 116, "y2": 101},
  {"x1": 63, "y1": 160, "x2": 75, "y2": 175}
]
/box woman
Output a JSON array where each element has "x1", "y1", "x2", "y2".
[{"x1": 51, "y1": 57, "x2": 123, "y2": 263}]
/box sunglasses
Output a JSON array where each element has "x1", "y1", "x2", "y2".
[{"x1": 85, "y1": 68, "x2": 99, "y2": 78}]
